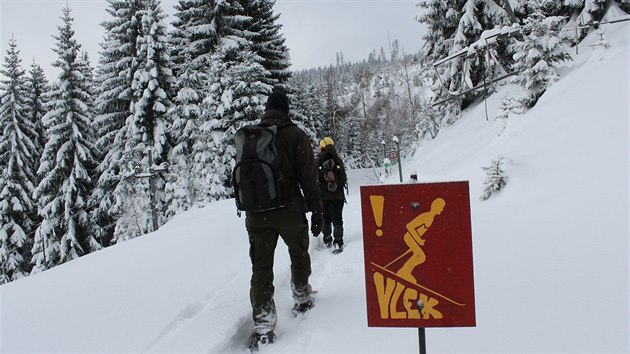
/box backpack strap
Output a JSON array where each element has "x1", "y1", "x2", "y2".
[{"x1": 258, "y1": 120, "x2": 294, "y2": 130}]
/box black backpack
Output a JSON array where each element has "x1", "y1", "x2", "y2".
[
  {"x1": 232, "y1": 122, "x2": 293, "y2": 212},
  {"x1": 319, "y1": 157, "x2": 341, "y2": 192}
]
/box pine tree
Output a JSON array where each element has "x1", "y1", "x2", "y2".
[
  {"x1": 31, "y1": 6, "x2": 100, "y2": 272},
  {"x1": 448, "y1": 0, "x2": 483, "y2": 106},
  {"x1": 417, "y1": 0, "x2": 466, "y2": 64},
  {"x1": 78, "y1": 51, "x2": 96, "y2": 103},
  {"x1": 91, "y1": 0, "x2": 146, "y2": 246},
  {"x1": 0, "y1": 36, "x2": 38, "y2": 283},
  {"x1": 478, "y1": 0, "x2": 517, "y2": 26},
  {"x1": 242, "y1": 0, "x2": 292, "y2": 88},
  {"x1": 577, "y1": 0, "x2": 608, "y2": 25},
  {"x1": 167, "y1": 0, "x2": 218, "y2": 213},
  {"x1": 417, "y1": 0, "x2": 466, "y2": 124},
  {"x1": 198, "y1": 49, "x2": 270, "y2": 202},
  {"x1": 171, "y1": 0, "x2": 220, "y2": 73},
  {"x1": 510, "y1": 11, "x2": 572, "y2": 109},
  {"x1": 164, "y1": 58, "x2": 202, "y2": 217},
  {"x1": 185, "y1": 0, "x2": 272, "y2": 203},
  {"x1": 288, "y1": 81, "x2": 322, "y2": 145},
  {"x1": 26, "y1": 62, "x2": 49, "y2": 163},
  {"x1": 113, "y1": 0, "x2": 175, "y2": 240}
]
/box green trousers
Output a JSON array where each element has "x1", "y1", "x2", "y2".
[{"x1": 245, "y1": 210, "x2": 312, "y2": 333}]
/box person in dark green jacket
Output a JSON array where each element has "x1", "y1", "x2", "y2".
[
  {"x1": 245, "y1": 90, "x2": 323, "y2": 350},
  {"x1": 315, "y1": 137, "x2": 347, "y2": 253}
]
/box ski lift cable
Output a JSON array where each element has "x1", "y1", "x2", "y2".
[
  {"x1": 559, "y1": 15, "x2": 630, "y2": 34},
  {"x1": 431, "y1": 71, "x2": 518, "y2": 107},
  {"x1": 430, "y1": 15, "x2": 629, "y2": 107},
  {"x1": 432, "y1": 28, "x2": 520, "y2": 103}
]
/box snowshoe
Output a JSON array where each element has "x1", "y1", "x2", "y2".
[
  {"x1": 248, "y1": 331, "x2": 276, "y2": 352},
  {"x1": 291, "y1": 299, "x2": 315, "y2": 318}
]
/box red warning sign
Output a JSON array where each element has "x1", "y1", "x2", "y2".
[{"x1": 360, "y1": 181, "x2": 476, "y2": 328}]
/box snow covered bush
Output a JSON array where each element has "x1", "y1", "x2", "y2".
[
  {"x1": 480, "y1": 156, "x2": 508, "y2": 200},
  {"x1": 590, "y1": 29, "x2": 611, "y2": 49},
  {"x1": 495, "y1": 93, "x2": 521, "y2": 135}
]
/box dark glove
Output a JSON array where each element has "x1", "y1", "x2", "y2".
[{"x1": 310, "y1": 212, "x2": 323, "y2": 237}]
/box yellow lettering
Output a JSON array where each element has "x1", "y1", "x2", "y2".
[
  {"x1": 374, "y1": 272, "x2": 444, "y2": 321},
  {"x1": 420, "y1": 294, "x2": 443, "y2": 319},
  {"x1": 373, "y1": 272, "x2": 395, "y2": 319},
  {"x1": 390, "y1": 281, "x2": 406, "y2": 319},
  {"x1": 403, "y1": 287, "x2": 420, "y2": 319}
]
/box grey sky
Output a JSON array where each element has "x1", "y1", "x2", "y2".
[{"x1": 1, "y1": 0, "x2": 425, "y2": 80}]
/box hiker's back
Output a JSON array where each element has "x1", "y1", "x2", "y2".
[
  {"x1": 241, "y1": 90, "x2": 323, "y2": 351},
  {"x1": 316, "y1": 144, "x2": 346, "y2": 201}
]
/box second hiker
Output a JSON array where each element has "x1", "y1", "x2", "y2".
[{"x1": 315, "y1": 136, "x2": 347, "y2": 254}]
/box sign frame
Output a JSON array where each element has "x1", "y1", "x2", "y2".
[{"x1": 360, "y1": 181, "x2": 476, "y2": 328}]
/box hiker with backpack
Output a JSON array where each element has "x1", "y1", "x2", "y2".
[
  {"x1": 315, "y1": 136, "x2": 348, "y2": 254},
  {"x1": 232, "y1": 90, "x2": 324, "y2": 351}
]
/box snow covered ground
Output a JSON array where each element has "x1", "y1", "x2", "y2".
[{"x1": 1, "y1": 19, "x2": 628, "y2": 354}]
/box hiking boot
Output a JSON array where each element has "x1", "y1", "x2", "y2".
[
  {"x1": 291, "y1": 299, "x2": 315, "y2": 317},
  {"x1": 323, "y1": 235, "x2": 332, "y2": 248},
  {"x1": 248, "y1": 331, "x2": 276, "y2": 351},
  {"x1": 332, "y1": 243, "x2": 344, "y2": 255}
]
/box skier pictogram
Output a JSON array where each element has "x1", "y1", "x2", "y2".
[
  {"x1": 372, "y1": 197, "x2": 465, "y2": 308},
  {"x1": 393, "y1": 198, "x2": 446, "y2": 283}
]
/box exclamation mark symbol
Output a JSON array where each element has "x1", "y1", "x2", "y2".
[{"x1": 370, "y1": 195, "x2": 385, "y2": 237}]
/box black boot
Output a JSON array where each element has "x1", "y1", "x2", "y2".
[
  {"x1": 332, "y1": 224, "x2": 344, "y2": 254},
  {"x1": 322, "y1": 224, "x2": 332, "y2": 247},
  {"x1": 322, "y1": 235, "x2": 332, "y2": 247}
]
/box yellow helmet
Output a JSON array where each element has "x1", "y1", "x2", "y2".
[{"x1": 319, "y1": 136, "x2": 335, "y2": 149}]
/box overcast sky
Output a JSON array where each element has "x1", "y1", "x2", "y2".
[{"x1": 1, "y1": 0, "x2": 425, "y2": 80}]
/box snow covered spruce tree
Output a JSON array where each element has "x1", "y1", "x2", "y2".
[
  {"x1": 417, "y1": 0, "x2": 465, "y2": 82},
  {"x1": 200, "y1": 6, "x2": 271, "y2": 202},
  {"x1": 242, "y1": 0, "x2": 291, "y2": 89},
  {"x1": 241, "y1": 0, "x2": 323, "y2": 150},
  {"x1": 0, "y1": 36, "x2": 39, "y2": 282},
  {"x1": 288, "y1": 81, "x2": 322, "y2": 144},
  {"x1": 31, "y1": 6, "x2": 100, "y2": 272},
  {"x1": 26, "y1": 62, "x2": 49, "y2": 164},
  {"x1": 166, "y1": 0, "x2": 220, "y2": 215},
  {"x1": 577, "y1": 0, "x2": 609, "y2": 25},
  {"x1": 510, "y1": 10, "x2": 571, "y2": 109},
  {"x1": 163, "y1": 53, "x2": 202, "y2": 217},
  {"x1": 242, "y1": 0, "x2": 325, "y2": 150},
  {"x1": 441, "y1": 0, "x2": 483, "y2": 121},
  {"x1": 113, "y1": 0, "x2": 175, "y2": 240},
  {"x1": 91, "y1": 0, "x2": 146, "y2": 246}
]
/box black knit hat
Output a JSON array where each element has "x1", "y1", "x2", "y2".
[{"x1": 265, "y1": 90, "x2": 289, "y2": 114}]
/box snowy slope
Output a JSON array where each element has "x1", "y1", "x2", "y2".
[{"x1": 1, "y1": 21, "x2": 628, "y2": 354}]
